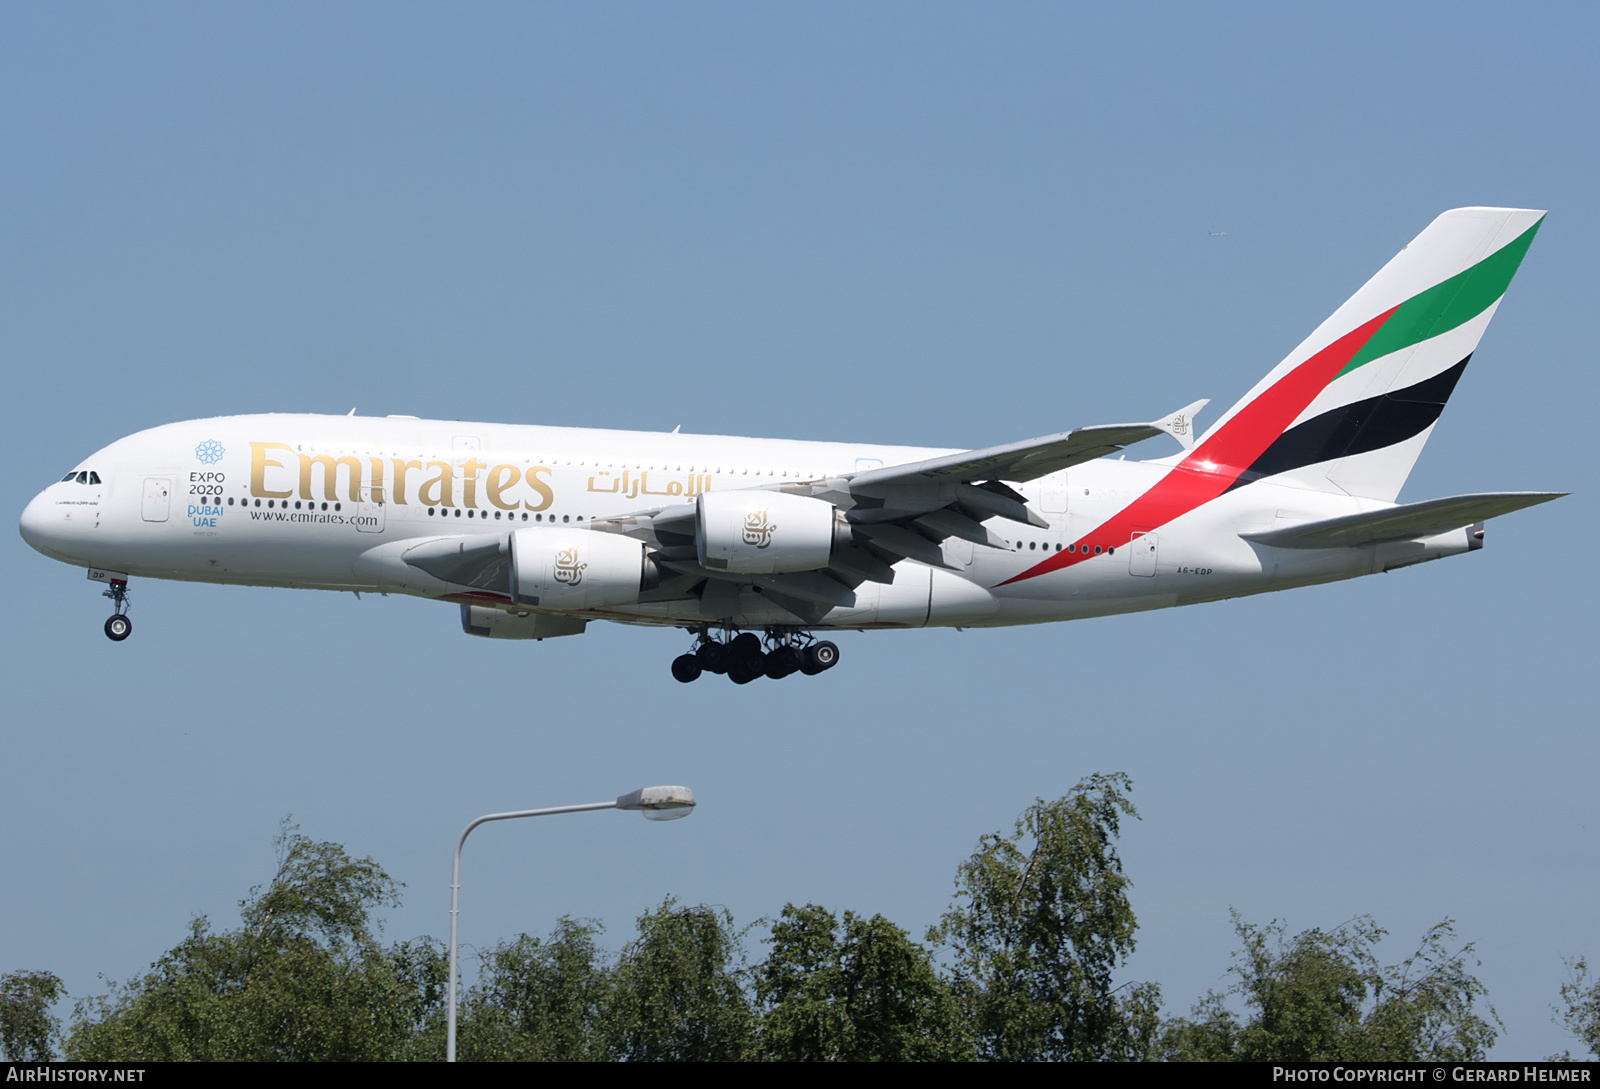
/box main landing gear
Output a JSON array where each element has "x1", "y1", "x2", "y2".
[
  {"x1": 671, "y1": 629, "x2": 840, "y2": 684},
  {"x1": 103, "y1": 579, "x2": 132, "y2": 642}
]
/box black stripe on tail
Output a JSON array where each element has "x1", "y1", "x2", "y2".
[{"x1": 1226, "y1": 355, "x2": 1470, "y2": 492}]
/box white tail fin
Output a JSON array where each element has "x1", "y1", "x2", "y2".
[{"x1": 1195, "y1": 207, "x2": 1544, "y2": 501}]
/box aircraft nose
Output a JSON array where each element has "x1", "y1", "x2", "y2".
[{"x1": 19, "y1": 486, "x2": 82, "y2": 560}]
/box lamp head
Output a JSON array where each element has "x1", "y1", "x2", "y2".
[{"x1": 616, "y1": 785, "x2": 696, "y2": 821}]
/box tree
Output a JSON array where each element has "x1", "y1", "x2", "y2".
[
  {"x1": 67, "y1": 820, "x2": 446, "y2": 1061},
  {"x1": 1, "y1": 970, "x2": 65, "y2": 1061},
  {"x1": 454, "y1": 918, "x2": 616, "y2": 1061},
  {"x1": 1159, "y1": 914, "x2": 1499, "y2": 1062},
  {"x1": 1551, "y1": 957, "x2": 1600, "y2": 1060},
  {"x1": 605, "y1": 898, "x2": 753, "y2": 1061},
  {"x1": 928, "y1": 773, "x2": 1161, "y2": 1060},
  {"x1": 756, "y1": 903, "x2": 971, "y2": 1061}
]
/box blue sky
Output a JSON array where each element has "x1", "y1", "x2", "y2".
[{"x1": 2, "y1": 2, "x2": 1594, "y2": 1058}]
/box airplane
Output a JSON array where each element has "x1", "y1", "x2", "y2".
[{"x1": 20, "y1": 207, "x2": 1564, "y2": 684}]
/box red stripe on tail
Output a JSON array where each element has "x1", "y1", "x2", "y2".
[{"x1": 996, "y1": 306, "x2": 1397, "y2": 587}]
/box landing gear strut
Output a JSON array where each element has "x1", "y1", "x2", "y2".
[
  {"x1": 670, "y1": 628, "x2": 840, "y2": 684},
  {"x1": 103, "y1": 579, "x2": 132, "y2": 642}
]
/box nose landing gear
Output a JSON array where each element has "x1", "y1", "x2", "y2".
[
  {"x1": 102, "y1": 578, "x2": 132, "y2": 642},
  {"x1": 671, "y1": 628, "x2": 840, "y2": 684}
]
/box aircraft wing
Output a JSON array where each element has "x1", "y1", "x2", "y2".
[
  {"x1": 1239, "y1": 492, "x2": 1566, "y2": 549},
  {"x1": 847, "y1": 398, "x2": 1208, "y2": 490},
  {"x1": 577, "y1": 405, "x2": 1202, "y2": 624},
  {"x1": 848, "y1": 423, "x2": 1161, "y2": 489}
]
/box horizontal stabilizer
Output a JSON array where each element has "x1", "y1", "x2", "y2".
[{"x1": 1240, "y1": 492, "x2": 1565, "y2": 549}]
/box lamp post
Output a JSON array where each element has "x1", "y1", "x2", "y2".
[{"x1": 445, "y1": 785, "x2": 696, "y2": 1062}]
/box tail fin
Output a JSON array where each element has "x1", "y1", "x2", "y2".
[{"x1": 1195, "y1": 207, "x2": 1544, "y2": 501}]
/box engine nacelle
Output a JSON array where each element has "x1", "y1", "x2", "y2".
[
  {"x1": 460, "y1": 605, "x2": 588, "y2": 640},
  {"x1": 696, "y1": 490, "x2": 845, "y2": 574},
  {"x1": 508, "y1": 527, "x2": 649, "y2": 610}
]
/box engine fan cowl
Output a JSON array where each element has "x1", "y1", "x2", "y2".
[
  {"x1": 509, "y1": 528, "x2": 649, "y2": 609},
  {"x1": 696, "y1": 490, "x2": 845, "y2": 574}
]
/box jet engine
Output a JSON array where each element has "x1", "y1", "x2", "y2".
[
  {"x1": 460, "y1": 605, "x2": 588, "y2": 640},
  {"x1": 696, "y1": 490, "x2": 848, "y2": 574},
  {"x1": 508, "y1": 528, "x2": 653, "y2": 609}
]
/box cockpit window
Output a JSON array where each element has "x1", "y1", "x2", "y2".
[
  {"x1": 61, "y1": 472, "x2": 77, "y2": 482},
  {"x1": 88, "y1": 472, "x2": 102, "y2": 484},
  {"x1": 76, "y1": 472, "x2": 89, "y2": 484}
]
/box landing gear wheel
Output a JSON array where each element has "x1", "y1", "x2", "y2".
[
  {"x1": 727, "y1": 632, "x2": 766, "y2": 680},
  {"x1": 801, "y1": 640, "x2": 839, "y2": 675},
  {"x1": 671, "y1": 654, "x2": 703, "y2": 683},
  {"x1": 105, "y1": 614, "x2": 132, "y2": 642},
  {"x1": 695, "y1": 641, "x2": 728, "y2": 674},
  {"x1": 766, "y1": 645, "x2": 803, "y2": 679}
]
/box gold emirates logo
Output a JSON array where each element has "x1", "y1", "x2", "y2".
[
  {"x1": 553, "y1": 547, "x2": 587, "y2": 585},
  {"x1": 742, "y1": 509, "x2": 776, "y2": 549}
]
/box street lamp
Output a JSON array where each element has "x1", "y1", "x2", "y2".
[{"x1": 446, "y1": 785, "x2": 696, "y2": 1062}]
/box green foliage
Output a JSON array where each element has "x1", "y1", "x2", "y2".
[
  {"x1": 1159, "y1": 914, "x2": 1499, "y2": 1062},
  {"x1": 454, "y1": 918, "x2": 616, "y2": 1061},
  {"x1": 928, "y1": 773, "x2": 1161, "y2": 1060},
  {"x1": 756, "y1": 903, "x2": 971, "y2": 1061},
  {"x1": 66, "y1": 820, "x2": 446, "y2": 1061},
  {"x1": 1, "y1": 970, "x2": 65, "y2": 1061},
  {"x1": 1551, "y1": 957, "x2": 1600, "y2": 1060},
  {"x1": 606, "y1": 898, "x2": 754, "y2": 1061}
]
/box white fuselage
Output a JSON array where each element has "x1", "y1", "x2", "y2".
[{"x1": 20, "y1": 413, "x2": 1474, "y2": 634}]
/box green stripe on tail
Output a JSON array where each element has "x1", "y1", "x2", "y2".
[{"x1": 1337, "y1": 215, "x2": 1544, "y2": 378}]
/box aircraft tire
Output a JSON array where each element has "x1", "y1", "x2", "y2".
[
  {"x1": 766, "y1": 646, "x2": 802, "y2": 679},
  {"x1": 802, "y1": 641, "x2": 838, "y2": 674},
  {"x1": 105, "y1": 615, "x2": 132, "y2": 642},
  {"x1": 695, "y1": 641, "x2": 728, "y2": 674},
  {"x1": 671, "y1": 654, "x2": 702, "y2": 683},
  {"x1": 728, "y1": 660, "x2": 761, "y2": 685}
]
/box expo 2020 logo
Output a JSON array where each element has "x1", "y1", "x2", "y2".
[{"x1": 194, "y1": 440, "x2": 226, "y2": 464}]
